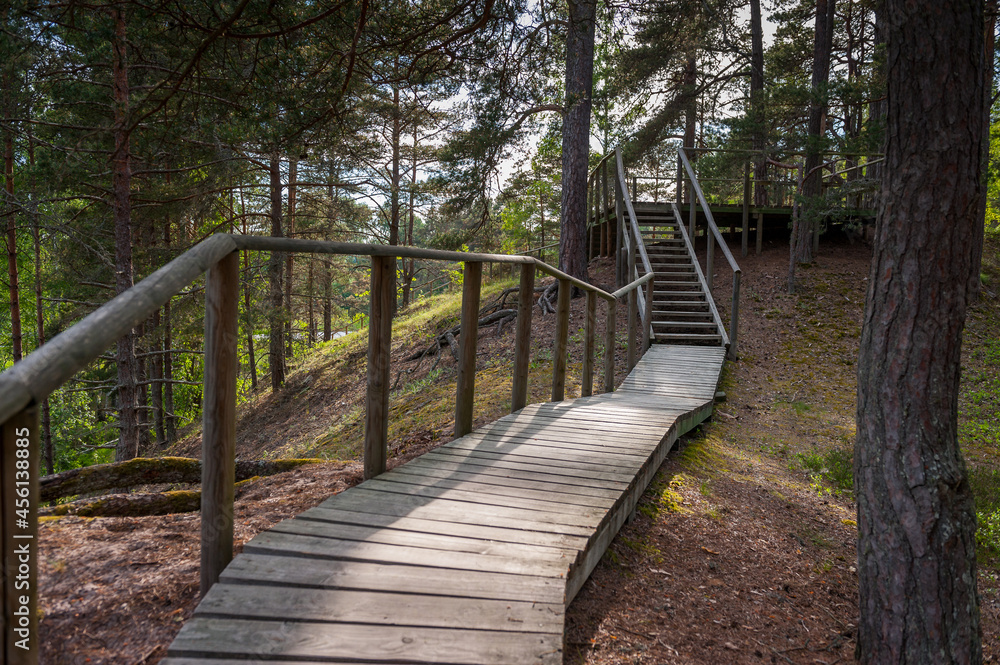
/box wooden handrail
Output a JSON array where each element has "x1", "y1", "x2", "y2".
[
  {"x1": 677, "y1": 148, "x2": 742, "y2": 360},
  {"x1": 0, "y1": 231, "x2": 656, "y2": 643}
]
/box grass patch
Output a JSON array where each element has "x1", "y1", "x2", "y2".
[
  {"x1": 796, "y1": 447, "x2": 854, "y2": 497},
  {"x1": 970, "y1": 467, "x2": 1000, "y2": 564}
]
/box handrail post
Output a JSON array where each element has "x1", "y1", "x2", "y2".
[
  {"x1": 604, "y1": 298, "x2": 616, "y2": 392},
  {"x1": 707, "y1": 217, "x2": 715, "y2": 291},
  {"x1": 455, "y1": 261, "x2": 482, "y2": 436},
  {"x1": 627, "y1": 233, "x2": 637, "y2": 371},
  {"x1": 687, "y1": 154, "x2": 697, "y2": 239},
  {"x1": 511, "y1": 262, "x2": 534, "y2": 412},
  {"x1": 642, "y1": 277, "x2": 654, "y2": 352},
  {"x1": 201, "y1": 250, "x2": 239, "y2": 597},
  {"x1": 601, "y1": 161, "x2": 609, "y2": 257},
  {"x1": 729, "y1": 270, "x2": 741, "y2": 361},
  {"x1": 365, "y1": 255, "x2": 393, "y2": 478},
  {"x1": 551, "y1": 279, "x2": 571, "y2": 402},
  {"x1": 582, "y1": 290, "x2": 596, "y2": 396},
  {"x1": 615, "y1": 174, "x2": 625, "y2": 288},
  {"x1": 3, "y1": 404, "x2": 40, "y2": 665},
  {"x1": 742, "y1": 160, "x2": 751, "y2": 258}
]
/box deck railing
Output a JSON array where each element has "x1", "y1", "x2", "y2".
[
  {"x1": 0, "y1": 234, "x2": 653, "y2": 665},
  {"x1": 678, "y1": 148, "x2": 742, "y2": 361}
]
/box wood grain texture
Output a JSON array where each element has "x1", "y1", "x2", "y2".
[
  {"x1": 201, "y1": 251, "x2": 239, "y2": 596},
  {"x1": 365, "y1": 256, "x2": 394, "y2": 480},
  {"x1": 454, "y1": 261, "x2": 482, "y2": 436},
  {"x1": 167, "y1": 345, "x2": 726, "y2": 664},
  {"x1": 512, "y1": 263, "x2": 535, "y2": 412}
]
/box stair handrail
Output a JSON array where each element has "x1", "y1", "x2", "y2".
[
  {"x1": 615, "y1": 148, "x2": 654, "y2": 345},
  {"x1": 678, "y1": 147, "x2": 741, "y2": 359},
  {"x1": 0, "y1": 232, "x2": 655, "y2": 651},
  {"x1": 670, "y1": 202, "x2": 730, "y2": 349}
]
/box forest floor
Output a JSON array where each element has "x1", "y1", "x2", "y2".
[{"x1": 36, "y1": 234, "x2": 1000, "y2": 664}]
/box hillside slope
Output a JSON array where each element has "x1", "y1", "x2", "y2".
[{"x1": 36, "y1": 240, "x2": 1000, "y2": 664}]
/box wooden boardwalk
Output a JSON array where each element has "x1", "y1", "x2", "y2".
[{"x1": 163, "y1": 344, "x2": 726, "y2": 665}]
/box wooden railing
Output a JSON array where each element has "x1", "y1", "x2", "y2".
[
  {"x1": 587, "y1": 147, "x2": 654, "y2": 366},
  {"x1": 678, "y1": 147, "x2": 742, "y2": 360},
  {"x1": 0, "y1": 233, "x2": 654, "y2": 665}
]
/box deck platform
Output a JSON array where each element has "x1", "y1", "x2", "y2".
[{"x1": 163, "y1": 344, "x2": 727, "y2": 664}]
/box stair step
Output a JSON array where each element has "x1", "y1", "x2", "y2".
[
  {"x1": 654, "y1": 301, "x2": 710, "y2": 309},
  {"x1": 654, "y1": 281, "x2": 701, "y2": 288},
  {"x1": 652, "y1": 321, "x2": 719, "y2": 329},
  {"x1": 654, "y1": 333, "x2": 724, "y2": 343}
]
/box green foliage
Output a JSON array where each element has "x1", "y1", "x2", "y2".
[
  {"x1": 796, "y1": 447, "x2": 854, "y2": 497},
  {"x1": 970, "y1": 467, "x2": 1000, "y2": 563}
]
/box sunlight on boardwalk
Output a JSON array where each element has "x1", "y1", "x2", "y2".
[{"x1": 163, "y1": 344, "x2": 726, "y2": 664}]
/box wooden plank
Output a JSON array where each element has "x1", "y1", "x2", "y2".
[
  {"x1": 478, "y1": 412, "x2": 668, "y2": 439},
  {"x1": 417, "y1": 449, "x2": 639, "y2": 485},
  {"x1": 168, "y1": 618, "x2": 564, "y2": 665},
  {"x1": 243, "y1": 531, "x2": 572, "y2": 578},
  {"x1": 455, "y1": 261, "x2": 482, "y2": 437},
  {"x1": 365, "y1": 255, "x2": 393, "y2": 479},
  {"x1": 551, "y1": 278, "x2": 570, "y2": 402},
  {"x1": 195, "y1": 584, "x2": 564, "y2": 634},
  {"x1": 367, "y1": 472, "x2": 617, "y2": 510},
  {"x1": 387, "y1": 463, "x2": 625, "y2": 498},
  {"x1": 399, "y1": 455, "x2": 631, "y2": 491},
  {"x1": 355, "y1": 477, "x2": 615, "y2": 515},
  {"x1": 201, "y1": 250, "x2": 239, "y2": 596},
  {"x1": 266, "y1": 517, "x2": 577, "y2": 561},
  {"x1": 319, "y1": 487, "x2": 599, "y2": 533},
  {"x1": 296, "y1": 506, "x2": 590, "y2": 551},
  {"x1": 511, "y1": 263, "x2": 534, "y2": 412},
  {"x1": 445, "y1": 434, "x2": 655, "y2": 467},
  {"x1": 220, "y1": 554, "x2": 566, "y2": 605},
  {"x1": 456, "y1": 426, "x2": 663, "y2": 455}
]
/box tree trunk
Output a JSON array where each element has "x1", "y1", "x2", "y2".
[
  {"x1": 285, "y1": 157, "x2": 297, "y2": 359},
  {"x1": 855, "y1": 0, "x2": 985, "y2": 660},
  {"x1": 795, "y1": 0, "x2": 836, "y2": 272},
  {"x1": 749, "y1": 0, "x2": 768, "y2": 207},
  {"x1": 268, "y1": 153, "x2": 285, "y2": 391},
  {"x1": 972, "y1": 0, "x2": 997, "y2": 301},
  {"x1": 559, "y1": 0, "x2": 597, "y2": 283},
  {"x1": 3, "y1": 65, "x2": 21, "y2": 363},
  {"x1": 28, "y1": 134, "x2": 52, "y2": 473},
  {"x1": 111, "y1": 6, "x2": 139, "y2": 462},
  {"x1": 683, "y1": 53, "x2": 697, "y2": 209}
]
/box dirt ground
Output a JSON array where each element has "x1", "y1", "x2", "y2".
[{"x1": 36, "y1": 236, "x2": 999, "y2": 664}]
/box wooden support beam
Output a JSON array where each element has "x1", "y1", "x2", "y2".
[
  {"x1": 642, "y1": 278, "x2": 654, "y2": 353},
  {"x1": 615, "y1": 178, "x2": 625, "y2": 288},
  {"x1": 365, "y1": 255, "x2": 393, "y2": 479},
  {"x1": 2, "y1": 405, "x2": 39, "y2": 665},
  {"x1": 582, "y1": 290, "x2": 596, "y2": 397},
  {"x1": 627, "y1": 238, "x2": 637, "y2": 372},
  {"x1": 551, "y1": 279, "x2": 571, "y2": 402},
  {"x1": 455, "y1": 262, "x2": 482, "y2": 437},
  {"x1": 729, "y1": 271, "x2": 741, "y2": 361},
  {"x1": 742, "y1": 161, "x2": 751, "y2": 258},
  {"x1": 511, "y1": 263, "x2": 534, "y2": 413},
  {"x1": 201, "y1": 250, "x2": 239, "y2": 597},
  {"x1": 756, "y1": 212, "x2": 764, "y2": 255},
  {"x1": 603, "y1": 298, "x2": 616, "y2": 393}
]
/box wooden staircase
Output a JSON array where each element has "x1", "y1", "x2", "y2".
[{"x1": 633, "y1": 203, "x2": 725, "y2": 347}]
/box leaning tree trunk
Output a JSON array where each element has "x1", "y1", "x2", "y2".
[
  {"x1": 855, "y1": 0, "x2": 985, "y2": 660},
  {"x1": 111, "y1": 6, "x2": 139, "y2": 462},
  {"x1": 559, "y1": 0, "x2": 597, "y2": 284}
]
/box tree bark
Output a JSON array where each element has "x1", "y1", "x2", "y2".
[
  {"x1": 285, "y1": 157, "x2": 297, "y2": 359},
  {"x1": 559, "y1": 0, "x2": 597, "y2": 283},
  {"x1": 749, "y1": 0, "x2": 768, "y2": 207},
  {"x1": 163, "y1": 223, "x2": 176, "y2": 443},
  {"x1": 268, "y1": 153, "x2": 285, "y2": 391},
  {"x1": 855, "y1": 0, "x2": 985, "y2": 660},
  {"x1": 3, "y1": 62, "x2": 21, "y2": 362},
  {"x1": 111, "y1": 6, "x2": 139, "y2": 462},
  {"x1": 972, "y1": 0, "x2": 997, "y2": 301}
]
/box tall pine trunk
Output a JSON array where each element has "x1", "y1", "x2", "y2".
[
  {"x1": 855, "y1": 0, "x2": 985, "y2": 659},
  {"x1": 3, "y1": 64, "x2": 21, "y2": 363},
  {"x1": 794, "y1": 0, "x2": 836, "y2": 276},
  {"x1": 749, "y1": 0, "x2": 768, "y2": 207},
  {"x1": 268, "y1": 153, "x2": 285, "y2": 391},
  {"x1": 559, "y1": 0, "x2": 597, "y2": 283},
  {"x1": 111, "y1": 6, "x2": 139, "y2": 462},
  {"x1": 285, "y1": 158, "x2": 297, "y2": 359}
]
